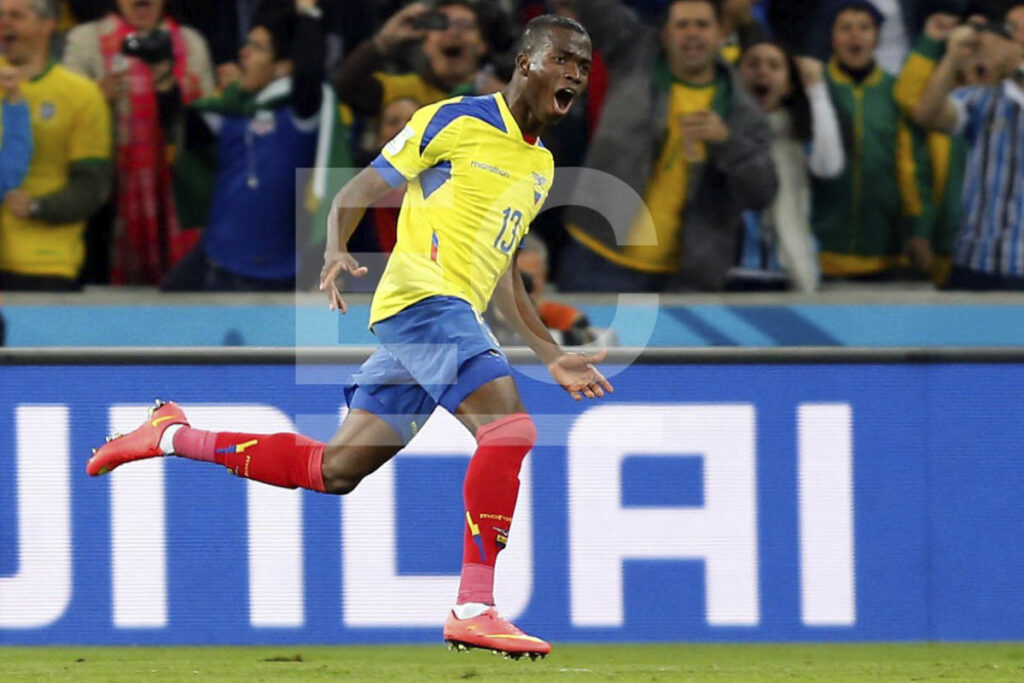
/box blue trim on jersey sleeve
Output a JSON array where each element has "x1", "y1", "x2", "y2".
[
  {"x1": 419, "y1": 96, "x2": 507, "y2": 156},
  {"x1": 371, "y1": 154, "x2": 407, "y2": 188},
  {"x1": 420, "y1": 160, "x2": 452, "y2": 199}
]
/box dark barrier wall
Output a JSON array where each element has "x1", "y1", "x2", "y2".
[{"x1": 1, "y1": 350, "x2": 1023, "y2": 644}]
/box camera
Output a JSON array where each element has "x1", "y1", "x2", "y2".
[
  {"x1": 121, "y1": 30, "x2": 173, "y2": 64},
  {"x1": 411, "y1": 11, "x2": 449, "y2": 31}
]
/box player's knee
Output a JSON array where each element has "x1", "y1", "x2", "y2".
[
  {"x1": 320, "y1": 446, "x2": 365, "y2": 495},
  {"x1": 476, "y1": 413, "x2": 537, "y2": 450}
]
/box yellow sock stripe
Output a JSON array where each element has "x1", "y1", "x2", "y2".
[
  {"x1": 235, "y1": 439, "x2": 259, "y2": 454},
  {"x1": 465, "y1": 511, "x2": 480, "y2": 536}
]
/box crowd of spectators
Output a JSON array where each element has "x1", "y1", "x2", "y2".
[{"x1": 0, "y1": 0, "x2": 1023, "y2": 296}]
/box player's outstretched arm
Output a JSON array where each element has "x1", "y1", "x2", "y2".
[
  {"x1": 493, "y1": 255, "x2": 614, "y2": 401},
  {"x1": 320, "y1": 167, "x2": 399, "y2": 312}
]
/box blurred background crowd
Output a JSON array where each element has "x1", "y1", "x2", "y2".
[{"x1": 1, "y1": 0, "x2": 1024, "y2": 303}]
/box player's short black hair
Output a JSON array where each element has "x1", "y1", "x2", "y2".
[
  {"x1": 518, "y1": 14, "x2": 589, "y2": 56},
  {"x1": 660, "y1": 0, "x2": 724, "y2": 25}
]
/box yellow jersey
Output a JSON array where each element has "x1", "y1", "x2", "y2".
[
  {"x1": 0, "y1": 60, "x2": 110, "y2": 278},
  {"x1": 368, "y1": 93, "x2": 553, "y2": 326}
]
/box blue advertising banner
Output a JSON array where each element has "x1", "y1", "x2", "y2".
[{"x1": 1, "y1": 362, "x2": 1023, "y2": 644}]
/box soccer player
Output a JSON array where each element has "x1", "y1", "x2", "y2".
[{"x1": 88, "y1": 15, "x2": 606, "y2": 659}]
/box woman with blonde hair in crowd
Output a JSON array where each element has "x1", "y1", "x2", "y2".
[{"x1": 64, "y1": 0, "x2": 214, "y2": 285}]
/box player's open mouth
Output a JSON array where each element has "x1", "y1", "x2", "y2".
[
  {"x1": 1, "y1": 33, "x2": 16, "y2": 49},
  {"x1": 554, "y1": 88, "x2": 576, "y2": 114},
  {"x1": 442, "y1": 45, "x2": 465, "y2": 59}
]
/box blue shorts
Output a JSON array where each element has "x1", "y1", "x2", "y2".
[{"x1": 343, "y1": 296, "x2": 513, "y2": 443}]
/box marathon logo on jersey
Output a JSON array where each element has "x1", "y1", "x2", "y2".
[
  {"x1": 249, "y1": 111, "x2": 276, "y2": 136},
  {"x1": 385, "y1": 125, "x2": 415, "y2": 156},
  {"x1": 471, "y1": 161, "x2": 510, "y2": 178}
]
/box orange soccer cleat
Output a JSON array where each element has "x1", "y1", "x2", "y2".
[
  {"x1": 443, "y1": 607, "x2": 551, "y2": 660},
  {"x1": 86, "y1": 399, "x2": 189, "y2": 476}
]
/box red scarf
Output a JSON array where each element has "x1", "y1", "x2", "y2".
[{"x1": 100, "y1": 14, "x2": 202, "y2": 285}]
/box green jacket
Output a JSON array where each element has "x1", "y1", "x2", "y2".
[{"x1": 813, "y1": 60, "x2": 927, "y2": 262}]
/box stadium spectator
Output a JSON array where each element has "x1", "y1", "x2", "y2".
[
  {"x1": 767, "y1": 1, "x2": 970, "y2": 69},
  {"x1": 0, "y1": 0, "x2": 111, "y2": 291},
  {"x1": 346, "y1": 96, "x2": 418, "y2": 261},
  {"x1": 730, "y1": 46, "x2": 843, "y2": 292},
  {"x1": 171, "y1": 0, "x2": 262, "y2": 90},
  {"x1": 559, "y1": 0, "x2": 777, "y2": 292},
  {"x1": 913, "y1": 22, "x2": 1024, "y2": 289},
  {"x1": 894, "y1": 11, "x2": 966, "y2": 286},
  {"x1": 518, "y1": 235, "x2": 599, "y2": 345},
  {"x1": 0, "y1": 64, "x2": 32, "y2": 198},
  {"x1": 1007, "y1": 2, "x2": 1024, "y2": 44},
  {"x1": 812, "y1": 0, "x2": 928, "y2": 280},
  {"x1": 333, "y1": 1, "x2": 493, "y2": 118},
  {"x1": 486, "y1": 233, "x2": 600, "y2": 345},
  {"x1": 0, "y1": 64, "x2": 31, "y2": 341},
  {"x1": 161, "y1": 0, "x2": 325, "y2": 292},
  {"x1": 175, "y1": 0, "x2": 377, "y2": 91},
  {"x1": 64, "y1": 0, "x2": 215, "y2": 286}
]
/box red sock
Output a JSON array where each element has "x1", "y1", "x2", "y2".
[
  {"x1": 172, "y1": 427, "x2": 326, "y2": 492},
  {"x1": 457, "y1": 413, "x2": 536, "y2": 605}
]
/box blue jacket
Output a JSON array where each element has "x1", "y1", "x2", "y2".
[{"x1": 0, "y1": 100, "x2": 32, "y2": 196}]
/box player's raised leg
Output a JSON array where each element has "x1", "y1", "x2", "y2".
[
  {"x1": 86, "y1": 398, "x2": 406, "y2": 496},
  {"x1": 442, "y1": 375, "x2": 550, "y2": 660}
]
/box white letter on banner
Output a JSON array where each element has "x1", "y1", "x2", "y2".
[
  {"x1": 109, "y1": 404, "x2": 304, "y2": 629},
  {"x1": 569, "y1": 404, "x2": 759, "y2": 627},
  {"x1": 109, "y1": 405, "x2": 169, "y2": 628},
  {"x1": 0, "y1": 406, "x2": 72, "y2": 628},
  {"x1": 342, "y1": 409, "x2": 533, "y2": 626},
  {"x1": 185, "y1": 406, "x2": 305, "y2": 628},
  {"x1": 798, "y1": 403, "x2": 856, "y2": 626}
]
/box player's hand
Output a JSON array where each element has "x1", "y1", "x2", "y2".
[
  {"x1": 319, "y1": 252, "x2": 368, "y2": 314},
  {"x1": 924, "y1": 13, "x2": 959, "y2": 42},
  {"x1": 5, "y1": 189, "x2": 33, "y2": 219},
  {"x1": 794, "y1": 56, "x2": 824, "y2": 87},
  {"x1": 373, "y1": 2, "x2": 430, "y2": 54},
  {"x1": 680, "y1": 110, "x2": 730, "y2": 145},
  {"x1": 0, "y1": 65, "x2": 22, "y2": 103},
  {"x1": 547, "y1": 349, "x2": 614, "y2": 401}
]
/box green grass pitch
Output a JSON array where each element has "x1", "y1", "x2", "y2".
[{"x1": 3, "y1": 643, "x2": 1024, "y2": 682}]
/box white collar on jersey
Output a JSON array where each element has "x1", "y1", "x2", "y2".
[
  {"x1": 1003, "y1": 78, "x2": 1024, "y2": 109},
  {"x1": 254, "y1": 77, "x2": 293, "y2": 104}
]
